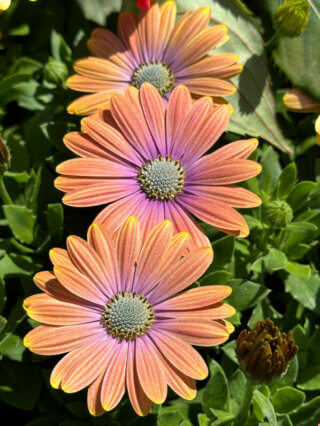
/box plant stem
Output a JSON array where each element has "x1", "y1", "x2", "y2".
[
  {"x1": 235, "y1": 381, "x2": 256, "y2": 425},
  {"x1": 0, "y1": 176, "x2": 13, "y2": 205}
]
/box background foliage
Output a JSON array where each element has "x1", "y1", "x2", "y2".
[{"x1": 0, "y1": 0, "x2": 319, "y2": 425}]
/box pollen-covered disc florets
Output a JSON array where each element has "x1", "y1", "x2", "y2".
[
  {"x1": 132, "y1": 60, "x2": 174, "y2": 96},
  {"x1": 103, "y1": 292, "x2": 155, "y2": 341},
  {"x1": 138, "y1": 155, "x2": 185, "y2": 201},
  {"x1": 236, "y1": 319, "x2": 298, "y2": 385}
]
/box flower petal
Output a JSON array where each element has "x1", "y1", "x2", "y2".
[
  {"x1": 63, "y1": 132, "x2": 116, "y2": 160},
  {"x1": 56, "y1": 158, "x2": 136, "y2": 178},
  {"x1": 136, "y1": 335, "x2": 167, "y2": 404},
  {"x1": 49, "y1": 248, "x2": 73, "y2": 267},
  {"x1": 151, "y1": 329, "x2": 208, "y2": 380},
  {"x1": 67, "y1": 90, "x2": 116, "y2": 115},
  {"x1": 138, "y1": 2, "x2": 160, "y2": 61},
  {"x1": 24, "y1": 322, "x2": 104, "y2": 355},
  {"x1": 180, "y1": 77, "x2": 236, "y2": 97},
  {"x1": 73, "y1": 57, "x2": 131, "y2": 81},
  {"x1": 116, "y1": 216, "x2": 141, "y2": 292},
  {"x1": 67, "y1": 74, "x2": 127, "y2": 92},
  {"x1": 176, "y1": 53, "x2": 240, "y2": 78},
  {"x1": 156, "y1": 1, "x2": 177, "y2": 58},
  {"x1": 100, "y1": 340, "x2": 128, "y2": 411},
  {"x1": 117, "y1": 12, "x2": 143, "y2": 65},
  {"x1": 87, "y1": 370, "x2": 106, "y2": 416},
  {"x1": 23, "y1": 293, "x2": 99, "y2": 325},
  {"x1": 187, "y1": 186, "x2": 262, "y2": 208},
  {"x1": 126, "y1": 341, "x2": 152, "y2": 416}
]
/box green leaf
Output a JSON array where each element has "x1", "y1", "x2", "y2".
[
  {"x1": 210, "y1": 409, "x2": 235, "y2": 425},
  {"x1": 273, "y1": 0, "x2": 320, "y2": 102},
  {"x1": 285, "y1": 274, "x2": 320, "y2": 313},
  {"x1": 253, "y1": 390, "x2": 277, "y2": 426},
  {"x1": 44, "y1": 59, "x2": 68, "y2": 85},
  {"x1": 298, "y1": 366, "x2": 320, "y2": 391},
  {"x1": 0, "y1": 334, "x2": 26, "y2": 361},
  {"x1": 291, "y1": 396, "x2": 320, "y2": 425},
  {"x1": 259, "y1": 146, "x2": 282, "y2": 196},
  {"x1": 263, "y1": 248, "x2": 287, "y2": 272},
  {"x1": 282, "y1": 222, "x2": 317, "y2": 253},
  {"x1": 46, "y1": 203, "x2": 64, "y2": 241},
  {"x1": 0, "y1": 277, "x2": 5, "y2": 313},
  {"x1": 158, "y1": 405, "x2": 189, "y2": 426},
  {"x1": 0, "y1": 253, "x2": 36, "y2": 278},
  {"x1": 269, "y1": 356, "x2": 299, "y2": 393},
  {"x1": 76, "y1": 0, "x2": 122, "y2": 25},
  {"x1": 285, "y1": 261, "x2": 311, "y2": 278},
  {"x1": 287, "y1": 181, "x2": 317, "y2": 211},
  {"x1": 229, "y1": 369, "x2": 246, "y2": 406},
  {"x1": 275, "y1": 162, "x2": 297, "y2": 200},
  {"x1": 227, "y1": 280, "x2": 270, "y2": 311},
  {"x1": 198, "y1": 413, "x2": 210, "y2": 426},
  {"x1": 211, "y1": 236, "x2": 234, "y2": 270},
  {"x1": 202, "y1": 359, "x2": 230, "y2": 417},
  {"x1": 3, "y1": 205, "x2": 36, "y2": 244},
  {"x1": 199, "y1": 270, "x2": 232, "y2": 286},
  {"x1": 175, "y1": 0, "x2": 289, "y2": 151},
  {"x1": 271, "y1": 387, "x2": 305, "y2": 415},
  {"x1": 0, "y1": 359, "x2": 42, "y2": 410}
]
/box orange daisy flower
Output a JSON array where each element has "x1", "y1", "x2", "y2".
[
  {"x1": 24, "y1": 217, "x2": 235, "y2": 416},
  {"x1": 56, "y1": 84, "x2": 262, "y2": 247},
  {"x1": 67, "y1": 1, "x2": 242, "y2": 115}
]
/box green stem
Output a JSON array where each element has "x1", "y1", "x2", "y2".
[
  {"x1": 235, "y1": 381, "x2": 256, "y2": 426},
  {"x1": 0, "y1": 176, "x2": 13, "y2": 205}
]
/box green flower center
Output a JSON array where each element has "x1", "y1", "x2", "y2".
[
  {"x1": 131, "y1": 60, "x2": 174, "y2": 95},
  {"x1": 138, "y1": 155, "x2": 185, "y2": 201},
  {"x1": 103, "y1": 292, "x2": 154, "y2": 341}
]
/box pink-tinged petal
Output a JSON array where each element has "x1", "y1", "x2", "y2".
[
  {"x1": 188, "y1": 186, "x2": 262, "y2": 208},
  {"x1": 88, "y1": 28, "x2": 134, "y2": 73},
  {"x1": 56, "y1": 158, "x2": 136, "y2": 178},
  {"x1": 166, "y1": 85, "x2": 192, "y2": 154},
  {"x1": 116, "y1": 216, "x2": 141, "y2": 292},
  {"x1": 63, "y1": 132, "x2": 116, "y2": 161},
  {"x1": 61, "y1": 180, "x2": 139, "y2": 207},
  {"x1": 159, "y1": 303, "x2": 236, "y2": 320},
  {"x1": 133, "y1": 220, "x2": 173, "y2": 294},
  {"x1": 73, "y1": 57, "x2": 131, "y2": 81},
  {"x1": 87, "y1": 223, "x2": 118, "y2": 295},
  {"x1": 66, "y1": 235, "x2": 111, "y2": 297},
  {"x1": 156, "y1": 286, "x2": 232, "y2": 311},
  {"x1": 179, "y1": 193, "x2": 248, "y2": 234},
  {"x1": 81, "y1": 116, "x2": 143, "y2": 166},
  {"x1": 171, "y1": 96, "x2": 214, "y2": 160},
  {"x1": 110, "y1": 87, "x2": 158, "y2": 159},
  {"x1": 138, "y1": 2, "x2": 160, "y2": 61},
  {"x1": 201, "y1": 138, "x2": 259, "y2": 162},
  {"x1": 49, "y1": 248, "x2": 73, "y2": 267},
  {"x1": 165, "y1": 200, "x2": 210, "y2": 249},
  {"x1": 24, "y1": 322, "x2": 104, "y2": 355},
  {"x1": 54, "y1": 176, "x2": 107, "y2": 192},
  {"x1": 50, "y1": 346, "x2": 86, "y2": 389},
  {"x1": 150, "y1": 246, "x2": 213, "y2": 303},
  {"x1": 173, "y1": 25, "x2": 229, "y2": 71},
  {"x1": 61, "y1": 337, "x2": 116, "y2": 393},
  {"x1": 202, "y1": 63, "x2": 243, "y2": 79},
  {"x1": 126, "y1": 341, "x2": 152, "y2": 416},
  {"x1": 33, "y1": 271, "x2": 98, "y2": 308},
  {"x1": 136, "y1": 335, "x2": 167, "y2": 404},
  {"x1": 100, "y1": 340, "x2": 128, "y2": 411},
  {"x1": 157, "y1": 319, "x2": 229, "y2": 346},
  {"x1": 94, "y1": 192, "x2": 146, "y2": 236},
  {"x1": 67, "y1": 90, "x2": 117, "y2": 116},
  {"x1": 87, "y1": 370, "x2": 106, "y2": 416},
  {"x1": 133, "y1": 198, "x2": 165, "y2": 244},
  {"x1": 67, "y1": 74, "x2": 127, "y2": 92},
  {"x1": 146, "y1": 231, "x2": 190, "y2": 296},
  {"x1": 164, "y1": 360, "x2": 197, "y2": 400},
  {"x1": 54, "y1": 265, "x2": 106, "y2": 305},
  {"x1": 186, "y1": 159, "x2": 262, "y2": 185},
  {"x1": 176, "y1": 53, "x2": 240, "y2": 78},
  {"x1": 140, "y1": 83, "x2": 166, "y2": 156},
  {"x1": 164, "y1": 7, "x2": 211, "y2": 64},
  {"x1": 156, "y1": 1, "x2": 177, "y2": 58},
  {"x1": 117, "y1": 12, "x2": 143, "y2": 65},
  {"x1": 23, "y1": 293, "x2": 99, "y2": 325},
  {"x1": 151, "y1": 329, "x2": 208, "y2": 380},
  {"x1": 182, "y1": 104, "x2": 230, "y2": 165},
  {"x1": 180, "y1": 77, "x2": 236, "y2": 97}
]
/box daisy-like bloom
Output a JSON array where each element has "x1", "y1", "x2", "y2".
[
  {"x1": 66, "y1": 1, "x2": 242, "y2": 115},
  {"x1": 24, "y1": 217, "x2": 235, "y2": 416},
  {"x1": 55, "y1": 84, "x2": 262, "y2": 247}
]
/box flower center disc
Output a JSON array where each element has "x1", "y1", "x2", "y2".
[
  {"x1": 104, "y1": 292, "x2": 154, "y2": 340},
  {"x1": 132, "y1": 60, "x2": 174, "y2": 95},
  {"x1": 138, "y1": 155, "x2": 185, "y2": 201}
]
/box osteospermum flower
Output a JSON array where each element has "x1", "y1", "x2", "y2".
[
  {"x1": 23, "y1": 218, "x2": 235, "y2": 416},
  {"x1": 55, "y1": 84, "x2": 262, "y2": 247},
  {"x1": 67, "y1": 1, "x2": 242, "y2": 115}
]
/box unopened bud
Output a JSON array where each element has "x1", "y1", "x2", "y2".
[
  {"x1": 273, "y1": 0, "x2": 310, "y2": 37},
  {"x1": 283, "y1": 88, "x2": 320, "y2": 113},
  {"x1": 266, "y1": 200, "x2": 293, "y2": 228},
  {"x1": 236, "y1": 319, "x2": 298, "y2": 385}
]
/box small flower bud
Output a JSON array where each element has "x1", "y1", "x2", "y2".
[
  {"x1": 273, "y1": 0, "x2": 310, "y2": 37},
  {"x1": 283, "y1": 88, "x2": 320, "y2": 113},
  {"x1": 236, "y1": 319, "x2": 298, "y2": 385},
  {"x1": 0, "y1": 137, "x2": 10, "y2": 173},
  {"x1": 266, "y1": 200, "x2": 293, "y2": 228}
]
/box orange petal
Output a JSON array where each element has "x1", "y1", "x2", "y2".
[
  {"x1": 157, "y1": 1, "x2": 177, "y2": 57},
  {"x1": 283, "y1": 88, "x2": 320, "y2": 113},
  {"x1": 181, "y1": 77, "x2": 236, "y2": 97},
  {"x1": 87, "y1": 369, "x2": 106, "y2": 416},
  {"x1": 188, "y1": 186, "x2": 262, "y2": 208},
  {"x1": 176, "y1": 53, "x2": 240, "y2": 78},
  {"x1": 138, "y1": 2, "x2": 160, "y2": 61},
  {"x1": 67, "y1": 90, "x2": 116, "y2": 116}
]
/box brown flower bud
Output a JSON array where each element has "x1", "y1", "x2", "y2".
[{"x1": 236, "y1": 319, "x2": 298, "y2": 385}]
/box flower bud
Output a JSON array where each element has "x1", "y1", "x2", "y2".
[
  {"x1": 266, "y1": 200, "x2": 293, "y2": 228},
  {"x1": 236, "y1": 319, "x2": 298, "y2": 385},
  {"x1": 273, "y1": 0, "x2": 310, "y2": 37},
  {"x1": 0, "y1": 137, "x2": 10, "y2": 173},
  {"x1": 283, "y1": 88, "x2": 320, "y2": 113}
]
